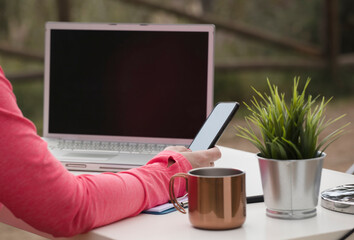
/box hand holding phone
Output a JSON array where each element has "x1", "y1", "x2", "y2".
[{"x1": 189, "y1": 102, "x2": 239, "y2": 151}]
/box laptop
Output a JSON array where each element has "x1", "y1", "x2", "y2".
[{"x1": 42, "y1": 22, "x2": 215, "y2": 172}]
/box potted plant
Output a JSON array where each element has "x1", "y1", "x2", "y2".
[{"x1": 236, "y1": 77, "x2": 349, "y2": 219}]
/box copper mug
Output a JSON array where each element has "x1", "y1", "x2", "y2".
[{"x1": 169, "y1": 167, "x2": 246, "y2": 230}]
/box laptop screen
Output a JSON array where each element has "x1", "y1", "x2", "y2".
[{"x1": 44, "y1": 23, "x2": 214, "y2": 144}]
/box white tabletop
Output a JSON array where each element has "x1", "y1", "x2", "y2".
[{"x1": 1, "y1": 147, "x2": 353, "y2": 240}]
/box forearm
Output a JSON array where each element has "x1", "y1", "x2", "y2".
[
  {"x1": 69, "y1": 150, "x2": 191, "y2": 235},
  {"x1": 0, "y1": 66, "x2": 192, "y2": 237},
  {"x1": 1, "y1": 147, "x2": 190, "y2": 237}
]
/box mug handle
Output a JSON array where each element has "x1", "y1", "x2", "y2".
[{"x1": 169, "y1": 173, "x2": 188, "y2": 214}]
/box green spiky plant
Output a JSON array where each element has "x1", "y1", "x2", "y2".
[{"x1": 236, "y1": 77, "x2": 350, "y2": 160}]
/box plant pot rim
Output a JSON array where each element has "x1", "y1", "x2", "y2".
[{"x1": 256, "y1": 152, "x2": 326, "y2": 162}]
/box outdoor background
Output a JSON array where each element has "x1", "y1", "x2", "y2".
[{"x1": 0, "y1": 0, "x2": 353, "y2": 239}]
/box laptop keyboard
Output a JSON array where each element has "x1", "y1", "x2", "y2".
[{"x1": 53, "y1": 140, "x2": 167, "y2": 154}]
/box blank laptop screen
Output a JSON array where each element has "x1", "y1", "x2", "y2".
[{"x1": 48, "y1": 28, "x2": 210, "y2": 140}]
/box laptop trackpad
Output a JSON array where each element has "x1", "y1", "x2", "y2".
[
  {"x1": 112, "y1": 153, "x2": 153, "y2": 165},
  {"x1": 62, "y1": 152, "x2": 116, "y2": 161}
]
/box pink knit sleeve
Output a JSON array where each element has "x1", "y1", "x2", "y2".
[{"x1": 0, "y1": 66, "x2": 192, "y2": 237}]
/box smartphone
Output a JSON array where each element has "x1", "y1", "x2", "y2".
[{"x1": 189, "y1": 102, "x2": 239, "y2": 151}]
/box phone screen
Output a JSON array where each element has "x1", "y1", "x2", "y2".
[{"x1": 189, "y1": 102, "x2": 239, "y2": 151}]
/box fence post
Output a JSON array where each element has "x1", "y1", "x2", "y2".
[
  {"x1": 56, "y1": 0, "x2": 71, "y2": 22},
  {"x1": 324, "y1": 0, "x2": 340, "y2": 85}
]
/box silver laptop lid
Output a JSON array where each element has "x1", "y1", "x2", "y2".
[{"x1": 43, "y1": 22, "x2": 214, "y2": 145}]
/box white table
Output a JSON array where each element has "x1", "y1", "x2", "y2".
[{"x1": 1, "y1": 147, "x2": 353, "y2": 240}]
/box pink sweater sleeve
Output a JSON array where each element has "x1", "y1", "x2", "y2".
[{"x1": 0, "y1": 66, "x2": 192, "y2": 237}]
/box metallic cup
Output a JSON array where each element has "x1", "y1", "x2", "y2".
[{"x1": 169, "y1": 167, "x2": 246, "y2": 230}]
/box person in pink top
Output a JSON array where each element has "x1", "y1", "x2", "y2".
[{"x1": 0, "y1": 66, "x2": 221, "y2": 237}]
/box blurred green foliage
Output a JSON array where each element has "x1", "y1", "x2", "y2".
[
  {"x1": 0, "y1": 0, "x2": 353, "y2": 134},
  {"x1": 12, "y1": 81, "x2": 43, "y2": 134}
]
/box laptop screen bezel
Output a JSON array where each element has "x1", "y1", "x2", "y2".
[{"x1": 43, "y1": 22, "x2": 214, "y2": 145}]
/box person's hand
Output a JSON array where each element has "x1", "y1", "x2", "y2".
[{"x1": 164, "y1": 146, "x2": 221, "y2": 168}]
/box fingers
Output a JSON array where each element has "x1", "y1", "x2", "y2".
[
  {"x1": 200, "y1": 147, "x2": 221, "y2": 167},
  {"x1": 205, "y1": 147, "x2": 222, "y2": 162},
  {"x1": 179, "y1": 147, "x2": 222, "y2": 169},
  {"x1": 164, "y1": 146, "x2": 192, "y2": 152},
  {"x1": 193, "y1": 147, "x2": 221, "y2": 163},
  {"x1": 163, "y1": 145, "x2": 222, "y2": 169}
]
